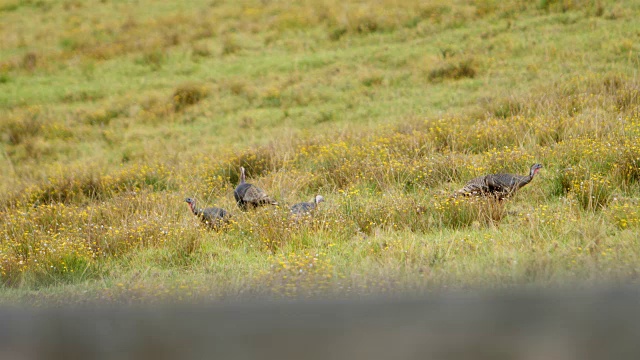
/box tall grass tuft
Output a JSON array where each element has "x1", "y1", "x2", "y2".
[
  {"x1": 137, "y1": 49, "x2": 165, "y2": 70},
  {"x1": 172, "y1": 83, "x2": 209, "y2": 112},
  {"x1": 1, "y1": 164, "x2": 173, "y2": 208},
  {"x1": 606, "y1": 198, "x2": 640, "y2": 229},
  {"x1": 571, "y1": 173, "x2": 612, "y2": 211},
  {"x1": 1, "y1": 111, "x2": 43, "y2": 145},
  {"x1": 432, "y1": 196, "x2": 506, "y2": 229},
  {"x1": 428, "y1": 58, "x2": 477, "y2": 82}
]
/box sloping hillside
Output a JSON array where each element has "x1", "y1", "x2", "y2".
[{"x1": 0, "y1": 0, "x2": 639, "y2": 302}]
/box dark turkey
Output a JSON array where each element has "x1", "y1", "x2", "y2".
[
  {"x1": 233, "y1": 167, "x2": 278, "y2": 211},
  {"x1": 455, "y1": 163, "x2": 543, "y2": 199},
  {"x1": 291, "y1": 195, "x2": 325, "y2": 216},
  {"x1": 185, "y1": 197, "x2": 230, "y2": 230}
]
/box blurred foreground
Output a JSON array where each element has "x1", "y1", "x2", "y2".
[{"x1": 1, "y1": 286, "x2": 639, "y2": 359}]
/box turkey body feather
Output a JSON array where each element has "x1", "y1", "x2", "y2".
[
  {"x1": 185, "y1": 198, "x2": 231, "y2": 230},
  {"x1": 456, "y1": 164, "x2": 542, "y2": 199},
  {"x1": 234, "y1": 167, "x2": 277, "y2": 211}
]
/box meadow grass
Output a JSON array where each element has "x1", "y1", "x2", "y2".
[{"x1": 1, "y1": 0, "x2": 640, "y2": 303}]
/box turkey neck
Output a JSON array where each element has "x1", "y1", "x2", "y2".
[
  {"x1": 188, "y1": 202, "x2": 201, "y2": 216},
  {"x1": 240, "y1": 167, "x2": 246, "y2": 184},
  {"x1": 523, "y1": 167, "x2": 539, "y2": 184},
  {"x1": 516, "y1": 172, "x2": 535, "y2": 189}
]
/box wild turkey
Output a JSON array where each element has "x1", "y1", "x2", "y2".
[
  {"x1": 291, "y1": 195, "x2": 325, "y2": 216},
  {"x1": 455, "y1": 163, "x2": 543, "y2": 199},
  {"x1": 185, "y1": 197, "x2": 230, "y2": 230},
  {"x1": 233, "y1": 166, "x2": 278, "y2": 211}
]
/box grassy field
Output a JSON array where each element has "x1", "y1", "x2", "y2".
[{"x1": 1, "y1": 0, "x2": 639, "y2": 303}]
